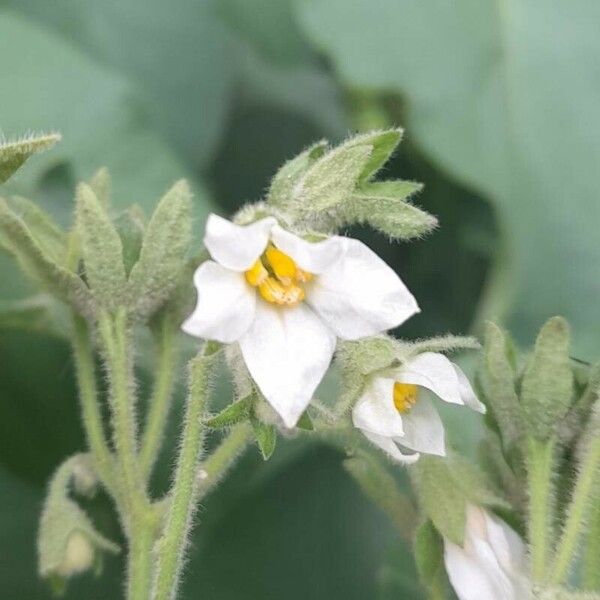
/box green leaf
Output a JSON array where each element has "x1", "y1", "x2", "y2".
[
  {"x1": 295, "y1": 411, "x2": 314, "y2": 431},
  {"x1": 251, "y1": 417, "x2": 277, "y2": 460},
  {"x1": 6, "y1": 196, "x2": 68, "y2": 265},
  {"x1": 128, "y1": 180, "x2": 192, "y2": 319},
  {"x1": 294, "y1": 143, "x2": 372, "y2": 211},
  {"x1": 521, "y1": 317, "x2": 574, "y2": 441},
  {"x1": 75, "y1": 183, "x2": 127, "y2": 311},
  {"x1": 206, "y1": 395, "x2": 253, "y2": 429},
  {"x1": 267, "y1": 140, "x2": 327, "y2": 206},
  {"x1": 88, "y1": 167, "x2": 111, "y2": 209},
  {"x1": 341, "y1": 129, "x2": 403, "y2": 183},
  {"x1": 343, "y1": 455, "x2": 415, "y2": 539},
  {"x1": 0, "y1": 198, "x2": 92, "y2": 314},
  {"x1": 296, "y1": 0, "x2": 600, "y2": 358},
  {"x1": 0, "y1": 133, "x2": 61, "y2": 184},
  {"x1": 414, "y1": 520, "x2": 450, "y2": 600},
  {"x1": 480, "y1": 322, "x2": 523, "y2": 451},
  {"x1": 113, "y1": 206, "x2": 145, "y2": 276}
]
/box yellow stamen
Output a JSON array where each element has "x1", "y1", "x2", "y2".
[
  {"x1": 244, "y1": 244, "x2": 312, "y2": 307},
  {"x1": 258, "y1": 278, "x2": 305, "y2": 305},
  {"x1": 393, "y1": 382, "x2": 418, "y2": 413},
  {"x1": 245, "y1": 259, "x2": 268, "y2": 286},
  {"x1": 265, "y1": 244, "x2": 297, "y2": 284}
]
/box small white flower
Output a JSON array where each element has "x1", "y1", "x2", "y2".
[
  {"x1": 352, "y1": 352, "x2": 485, "y2": 463},
  {"x1": 443, "y1": 505, "x2": 529, "y2": 600},
  {"x1": 183, "y1": 214, "x2": 419, "y2": 427}
]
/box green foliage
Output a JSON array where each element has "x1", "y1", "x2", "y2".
[
  {"x1": 206, "y1": 395, "x2": 253, "y2": 429},
  {"x1": 251, "y1": 417, "x2": 277, "y2": 461},
  {"x1": 413, "y1": 520, "x2": 450, "y2": 600},
  {"x1": 521, "y1": 317, "x2": 574, "y2": 441},
  {"x1": 127, "y1": 180, "x2": 192, "y2": 320},
  {"x1": 75, "y1": 184, "x2": 127, "y2": 312},
  {"x1": 0, "y1": 133, "x2": 61, "y2": 184}
]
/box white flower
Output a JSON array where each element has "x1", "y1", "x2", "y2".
[
  {"x1": 352, "y1": 352, "x2": 485, "y2": 463},
  {"x1": 443, "y1": 505, "x2": 530, "y2": 600},
  {"x1": 183, "y1": 214, "x2": 419, "y2": 427}
]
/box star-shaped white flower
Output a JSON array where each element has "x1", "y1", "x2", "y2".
[
  {"x1": 443, "y1": 505, "x2": 529, "y2": 600},
  {"x1": 183, "y1": 214, "x2": 419, "y2": 427},
  {"x1": 352, "y1": 352, "x2": 485, "y2": 463}
]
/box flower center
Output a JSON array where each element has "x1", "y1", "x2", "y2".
[
  {"x1": 393, "y1": 382, "x2": 418, "y2": 413},
  {"x1": 245, "y1": 244, "x2": 313, "y2": 306}
]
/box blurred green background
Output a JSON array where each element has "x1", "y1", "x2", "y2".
[{"x1": 1, "y1": 1, "x2": 599, "y2": 598}]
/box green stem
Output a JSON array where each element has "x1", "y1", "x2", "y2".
[
  {"x1": 583, "y1": 501, "x2": 600, "y2": 590},
  {"x1": 98, "y1": 310, "x2": 146, "y2": 513},
  {"x1": 127, "y1": 513, "x2": 159, "y2": 600},
  {"x1": 152, "y1": 344, "x2": 217, "y2": 600},
  {"x1": 70, "y1": 312, "x2": 115, "y2": 491},
  {"x1": 196, "y1": 423, "x2": 253, "y2": 501},
  {"x1": 551, "y1": 431, "x2": 600, "y2": 585},
  {"x1": 139, "y1": 314, "x2": 178, "y2": 480},
  {"x1": 527, "y1": 437, "x2": 555, "y2": 582}
]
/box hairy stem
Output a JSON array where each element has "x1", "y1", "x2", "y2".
[
  {"x1": 98, "y1": 309, "x2": 146, "y2": 513},
  {"x1": 70, "y1": 312, "x2": 115, "y2": 492},
  {"x1": 527, "y1": 437, "x2": 555, "y2": 582},
  {"x1": 152, "y1": 344, "x2": 218, "y2": 600},
  {"x1": 197, "y1": 423, "x2": 253, "y2": 501},
  {"x1": 583, "y1": 502, "x2": 600, "y2": 590},
  {"x1": 551, "y1": 431, "x2": 600, "y2": 585},
  {"x1": 140, "y1": 313, "x2": 178, "y2": 480},
  {"x1": 127, "y1": 512, "x2": 159, "y2": 600}
]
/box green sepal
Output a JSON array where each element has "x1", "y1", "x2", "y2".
[
  {"x1": 521, "y1": 316, "x2": 574, "y2": 441},
  {"x1": 251, "y1": 416, "x2": 277, "y2": 460},
  {"x1": 206, "y1": 394, "x2": 253, "y2": 429},
  {"x1": 267, "y1": 140, "x2": 327, "y2": 206},
  {"x1": 128, "y1": 180, "x2": 192, "y2": 320},
  {"x1": 114, "y1": 206, "x2": 145, "y2": 275},
  {"x1": 340, "y1": 128, "x2": 403, "y2": 183},
  {"x1": 296, "y1": 410, "x2": 314, "y2": 431},
  {"x1": 48, "y1": 573, "x2": 67, "y2": 597},
  {"x1": 480, "y1": 322, "x2": 523, "y2": 452},
  {"x1": 345, "y1": 181, "x2": 436, "y2": 240},
  {"x1": 88, "y1": 167, "x2": 111, "y2": 209},
  {"x1": 0, "y1": 198, "x2": 93, "y2": 315},
  {"x1": 294, "y1": 143, "x2": 372, "y2": 211},
  {"x1": 414, "y1": 520, "x2": 451, "y2": 600},
  {"x1": 337, "y1": 336, "x2": 397, "y2": 376},
  {"x1": 75, "y1": 183, "x2": 127, "y2": 312},
  {"x1": 0, "y1": 132, "x2": 61, "y2": 184}
]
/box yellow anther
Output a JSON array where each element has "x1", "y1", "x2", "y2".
[
  {"x1": 265, "y1": 245, "x2": 297, "y2": 284},
  {"x1": 245, "y1": 259, "x2": 269, "y2": 287},
  {"x1": 393, "y1": 382, "x2": 418, "y2": 414},
  {"x1": 258, "y1": 277, "x2": 305, "y2": 306}
]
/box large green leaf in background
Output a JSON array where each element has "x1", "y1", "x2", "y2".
[
  {"x1": 0, "y1": 10, "x2": 210, "y2": 221},
  {"x1": 297, "y1": 0, "x2": 600, "y2": 357}
]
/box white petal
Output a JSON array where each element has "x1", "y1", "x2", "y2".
[
  {"x1": 480, "y1": 509, "x2": 527, "y2": 578},
  {"x1": 444, "y1": 540, "x2": 506, "y2": 600},
  {"x1": 398, "y1": 352, "x2": 464, "y2": 406},
  {"x1": 204, "y1": 214, "x2": 276, "y2": 271},
  {"x1": 307, "y1": 237, "x2": 419, "y2": 340},
  {"x1": 182, "y1": 261, "x2": 256, "y2": 343},
  {"x1": 395, "y1": 397, "x2": 446, "y2": 456},
  {"x1": 454, "y1": 363, "x2": 486, "y2": 413},
  {"x1": 238, "y1": 301, "x2": 336, "y2": 428},
  {"x1": 359, "y1": 429, "x2": 420, "y2": 464},
  {"x1": 270, "y1": 225, "x2": 344, "y2": 274},
  {"x1": 352, "y1": 377, "x2": 405, "y2": 438}
]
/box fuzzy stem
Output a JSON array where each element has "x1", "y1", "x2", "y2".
[
  {"x1": 98, "y1": 309, "x2": 146, "y2": 513},
  {"x1": 70, "y1": 312, "x2": 115, "y2": 492},
  {"x1": 127, "y1": 513, "x2": 159, "y2": 600},
  {"x1": 527, "y1": 437, "x2": 555, "y2": 582},
  {"x1": 551, "y1": 431, "x2": 600, "y2": 585},
  {"x1": 583, "y1": 502, "x2": 600, "y2": 590},
  {"x1": 151, "y1": 344, "x2": 217, "y2": 600},
  {"x1": 139, "y1": 314, "x2": 178, "y2": 480},
  {"x1": 196, "y1": 423, "x2": 253, "y2": 501}
]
